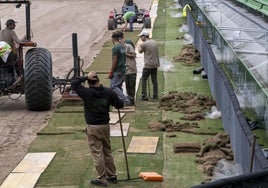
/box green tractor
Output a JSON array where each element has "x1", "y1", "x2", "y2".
[{"x1": 0, "y1": 1, "x2": 83, "y2": 111}]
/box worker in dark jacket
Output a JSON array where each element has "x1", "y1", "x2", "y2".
[{"x1": 71, "y1": 71, "x2": 124, "y2": 186}]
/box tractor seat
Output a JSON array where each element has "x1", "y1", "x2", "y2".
[
  {"x1": 122, "y1": 6, "x2": 136, "y2": 13},
  {"x1": 0, "y1": 58, "x2": 17, "y2": 67},
  {"x1": 0, "y1": 58, "x2": 5, "y2": 65}
]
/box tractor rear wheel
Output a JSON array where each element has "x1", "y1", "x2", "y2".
[
  {"x1": 108, "y1": 18, "x2": 117, "y2": 30},
  {"x1": 25, "y1": 48, "x2": 53, "y2": 111},
  {"x1": 144, "y1": 17, "x2": 151, "y2": 28}
]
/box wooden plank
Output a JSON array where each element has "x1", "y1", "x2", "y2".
[
  {"x1": 12, "y1": 152, "x2": 56, "y2": 173},
  {"x1": 127, "y1": 136, "x2": 159, "y2": 154},
  {"x1": 1, "y1": 152, "x2": 56, "y2": 188},
  {"x1": 110, "y1": 123, "x2": 130, "y2": 137},
  {"x1": 0, "y1": 173, "x2": 41, "y2": 188},
  {"x1": 109, "y1": 112, "x2": 125, "y2": 125}
]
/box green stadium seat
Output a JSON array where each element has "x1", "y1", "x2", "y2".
[
  {"x1": 259, "y1": 4, "x2": 268, "y2": 16},
  {"x1": 237, "y1": 0, "x2": 247, "y2": 4},
  {"x1": 245, "y1": 0, "x2": 262, "y2": 10},
  {"x1": 255, "y1": 0, "x2": 268, "y2": 6}
]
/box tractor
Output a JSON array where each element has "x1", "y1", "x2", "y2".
[
  {"x1": 108, "y1": 0, "x2": 151, "y2": 30},
  {"x1": 0, "y1": 0, "x2": 83, "y2": 111}
]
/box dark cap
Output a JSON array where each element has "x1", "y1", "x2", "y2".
[
  {"x1": 6, "y1": 19, "x2": 17, "y2": 26},
  {"x1": 87, "y1": 75, "x2": 99, "y2": 86},
  {"x1": 112, "y1": 31, "x2": 124, "y2": 39},
  {"x1": 125, "y1": 39, "x2": 135, "y2": 49}
]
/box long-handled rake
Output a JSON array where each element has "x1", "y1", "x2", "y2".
[{"x1": 117, "y1": 109, "x2": 131, "y2": 180}]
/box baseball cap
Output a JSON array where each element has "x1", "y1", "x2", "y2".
[
  {"x1": 6, "y1": 19, "x2": 17, "y2": 26},
  {"x1": 112, "y1": 31, "x2": 124, "y2": 39},
  {"x1": 125, "y1": 39, "x2": 135, "y2": 48},
  {"x1": 138, "y1": 30, "x2": 150, "y2": 37}
]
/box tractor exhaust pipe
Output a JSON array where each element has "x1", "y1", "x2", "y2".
[
  {"x1": 72, "y1": 33, "x2": 80, "y2": 78},
  {"x1": 25, "y1": 2, "x2": 31, "y2": 41}
]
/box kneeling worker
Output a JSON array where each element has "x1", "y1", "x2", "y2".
[{"x1": 122, "y1": 11, "x2": 136, "y2": 32}]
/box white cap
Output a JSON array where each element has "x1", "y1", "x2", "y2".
[{"x1": 138, "y1": 30, "x2": 150, "y2": 37}]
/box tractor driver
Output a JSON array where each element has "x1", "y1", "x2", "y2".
[
  {"x1": 122, "y1": 11, "x2": 136, "y2": 32},
  {"x1": 0, "y1": 19, "x2": 26, "y2": 81},
  {"x1": 125, "y1": 0, "x2": 134, "y2": 6},
  {"x1": 0, "y1": 19, "x2": 26, "y2": 50},
  {"x1": 124, "y1": 0, "x2": 138, "y2": 10}
]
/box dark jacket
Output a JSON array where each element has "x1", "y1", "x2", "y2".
[{"x1": 71, "y1": 76, "x2": 124, "y2": 125}]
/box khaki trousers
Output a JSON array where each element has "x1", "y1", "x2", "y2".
[{"x1": 86, "y1": 124, "x2": 116, "y2": 178}]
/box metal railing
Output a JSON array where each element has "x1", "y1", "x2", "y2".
[{"x1": 181, "y1": 0, "x2": 268, "y2": 173}]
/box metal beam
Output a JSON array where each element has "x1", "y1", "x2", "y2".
[{"x1": 0, "y1": 1, "x2": 30, "y2": 4}]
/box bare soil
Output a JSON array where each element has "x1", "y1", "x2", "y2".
[
  {"x1": 0, "y1": 0, "x2": 152, "y2": 184},
  {"x1": 173, "y1": 44, "x2": 200, "y2": 66},
  {"x1": 159, "y1": 91, "x2": 216, "y2": 120},
  {"x1": 196, "y1": 133, "x2": 233, "y2": 180},
  {"x1": 149, "y1": 92, "x2": 233, "y2": 181}
]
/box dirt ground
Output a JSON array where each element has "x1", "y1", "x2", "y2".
[{"x1": 0, "y1": 0, "x2": 152, "y2": 184}]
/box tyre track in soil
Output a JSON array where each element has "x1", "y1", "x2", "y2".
[{"x1": 0, "y1": 0, "x2": 152, "y2": 184}]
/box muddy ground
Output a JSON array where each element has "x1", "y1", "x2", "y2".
[{"x1": 0, "y1": 0, "x2": 152, "y2": 184}]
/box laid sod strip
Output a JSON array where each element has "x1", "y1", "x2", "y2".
[
  {"x1": 28, "y1": 0, "x2": 225, "y2": 187},
  {"x1": 86, "y1": 30, "x2": 141, "y2": 73}
]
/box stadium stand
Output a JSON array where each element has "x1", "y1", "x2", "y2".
[
  {"x1": 256, "y1": 0, "x2": 268, "y2": 6},
  {"x1": 236, "y1": 0, "x2": 268, "y2": 17},
  {"x1": 245, "y1": 0, "x2": 262, "y2": 10},
  {"x1": 237, "y1": 0, "x2": 247, "y2": 4},
  {"x1": 259, "y1": 4, "x2": 268, "y2": 15}
]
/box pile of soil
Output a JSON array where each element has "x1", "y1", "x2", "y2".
[
  {"x1": 173, "y1": 44, "x2": 200, "y2": 66},
  {"x1": 159, "y1": 92, "x2": 216, "y2": 121},
  {"x1": 195, "y1": 133, "x2": 233, "y2": 178},
  {"x1": 148, "y1": 119, "x2": 199, "y2": 132}
]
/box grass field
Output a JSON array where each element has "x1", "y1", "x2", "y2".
[{"x1": 31, "y1": 0, "x2": 224, "y2": 187}]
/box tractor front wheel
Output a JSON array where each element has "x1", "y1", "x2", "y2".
[
  {"x1": 108, "y1": 18, "x2": 117, "y2": 30},
  {"x1": 144, "y1": 17, "x2": 151, "y2": 29},
  {"x1": 25, "y1": 48, "x2": 53, "y2": 111}
]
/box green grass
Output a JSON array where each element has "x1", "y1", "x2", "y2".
[
  {"x1": 30, "y1": 0, "x2": 225, "y2": 187},
  {"x1": 163, "y1": 132, "x2": 205, "y2": 187},
  {"x1": 85, "y1": 30, "x2": 140, "y2": 74}
]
